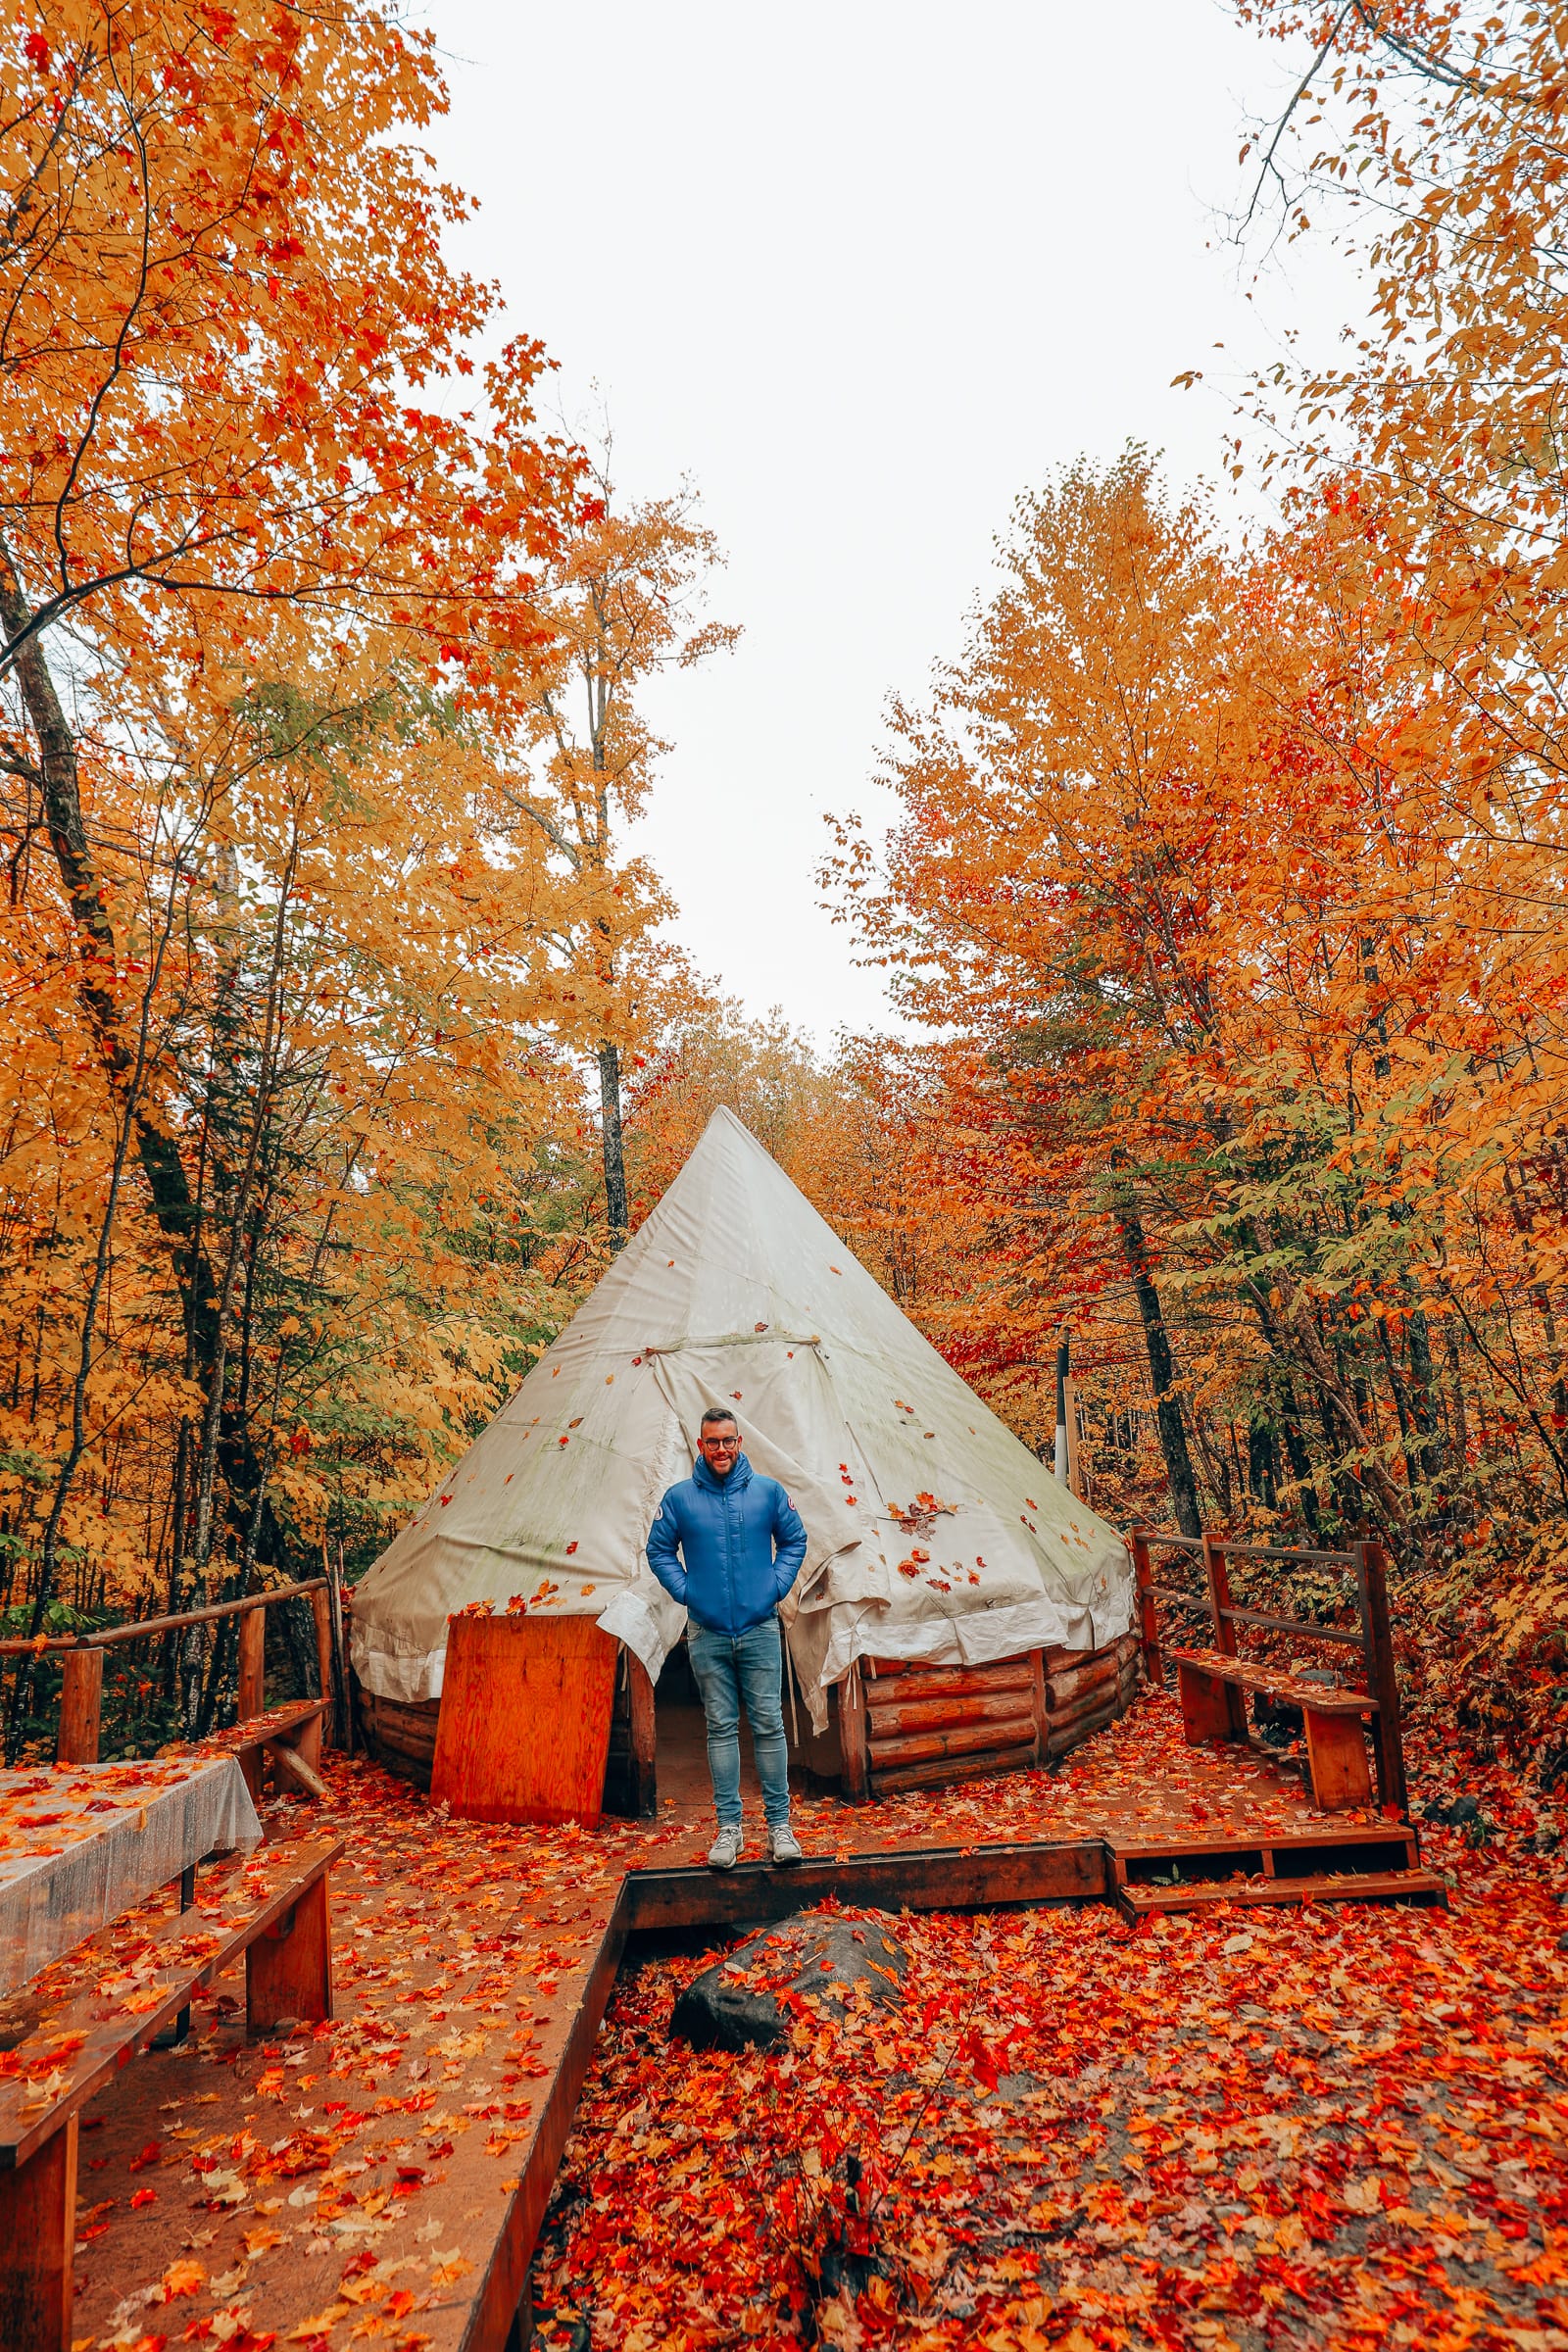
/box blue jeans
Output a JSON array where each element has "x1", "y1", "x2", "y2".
[{"x1": 686, "y1": 1615, "x2": 792, "y2": 1830}]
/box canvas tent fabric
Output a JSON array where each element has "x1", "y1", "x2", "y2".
[{"x1": 351, "y1": 1107, "x2": 1133, "y2": 1728}]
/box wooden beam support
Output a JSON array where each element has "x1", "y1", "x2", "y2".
[
  {"x1": 268, "y1": 1739, "x2": 329, "y2": 1802},
  {"x1": 1303, "y1": 1706, "x2": 1374, "y2": 1812},
  {"x1": 309, "y1": 1587, "x2": 333, "y2": 1733},
  {"x1": 868, "y1": 1716, "x2": 1038, "y2": 1768},
  {"x1": 0, "y1": 2113, "x2": 76, "y2": 2352},
  {"x1": 236, "y1": 1605, "x2": 266, "y2": 1800},
  {"x1": 247, "y1": 1874, "x2": 332, "y2": 2035},
  {"x1": 1049, "y1": 1679, "x2": 1124, "y2": 1740},
  {"x1": 1200, "y1": 1534, "x2": 1248, "y2": 1739},
  {"x1": 621, "y1": 1837, "x2": 1109, "y2": 1930},
  {"x1": 1048, "y1": 1695, "x2": 1119, "y2": 1758},
  {"x1": 863, "y1": 1690, "x2": 1042, "y2": 1740},
  {"x1": 862, "y1": 1659, "x2": 1035, "y2": 1706},
  {"x1": 1177, "y1": 1659, "x2": 1235, "y2": 1746},
  {"x1": 293, "y1": 1706, "x2": 323, "y2": 1776},
  {"x1": 872, "y1": 1746, "x2": 1041, "y2": 1797},
  {"x1": 836, "y1": 1667, "x2": 869, "y2": 1804},
  {"x1": 1131, "y1": 1530, "x2": 1162, "y2": 1686},
  {"x1": 1355, "y1": 1540, "x2": 1409, "y2": 1817},
  {"x1": 237, "y1": 1603, "x2": 266, "y2": 1712},
  {"x1": 627, "y1": 1654, "x2": 657, "y2": 1820},
  {"x1": 1044, "y1": 1651, "x2": 1121, "y2": 1713},
  {"x1": 56, "y1": 1648, "x2": 102, "y2": 1765}
]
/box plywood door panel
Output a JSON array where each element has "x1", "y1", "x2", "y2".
[{"x1": 431, "y1": 1614, "x2": 619, "y2": 1826}]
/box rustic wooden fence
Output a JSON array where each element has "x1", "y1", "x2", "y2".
[
  {"x1": 1129, "y1": 1527, "x2": 1407, "y2": 1816},
  {"x1": 0, "y1": 1580, "x2": 339, "y2": 1765}
]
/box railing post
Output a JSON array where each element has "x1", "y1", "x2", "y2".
[
  {"x1": 328, "y1": 1560, "x2": 352, "y2": 1753},
  {"x1": 1200, "y1": 1531, "x2": 1248, "y2": 1738},
  {"x1": 1130, "y1": 1531, "x2": 1162, "y2": 1686},
  {"x1": 309, "y1": 1588, "x2": 333, "y2": 1735},
  {"x1": 237, "y1": 1604, "x2": 266, "y2": 1727},
  {"x1": 57, "y1": 1647, "x2": 103, "y2": 1764},
  {"x1": 1354, "y1": 1539, "x2": 1408, "y2": 1817}
]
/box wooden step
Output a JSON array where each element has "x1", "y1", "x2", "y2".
[
  {"x1": 1106, "y1": 1823, "x2": 1421, "y2": 1886},
  {"x1": 1115, "y1": 1866, "x2": 1448, "y2": 1921},
  {"x1": 1106, "y1": 1821, "x2": 1414, "y2": 1863}
]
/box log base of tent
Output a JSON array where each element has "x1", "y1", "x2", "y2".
[
  {"x1": 837, "y1": 1630, "x2": 1141, "y2": 1803},
  {"x1": 355, "y1": 1685, "x2": 439, "y2": 1787},
  {"x1": 355, "y1": 1627, "x2": 1140, "y2": 1813}
]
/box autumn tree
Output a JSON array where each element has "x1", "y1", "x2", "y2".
[
  {"x1": 0, "y1": 0, "x2": 602, "y2": 1738},
  {"x1": 0, "y1": 0, "x2": 572, "y2": 1396},
  {"x1": 491, "y1": 442, "x2": 736, "y2": 1249},
  {"x1": 827, "y1": 451, "x2": 1540, "y2": 1550}
]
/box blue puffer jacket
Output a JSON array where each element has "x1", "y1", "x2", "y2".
[{"x1": 646, "y1": 1452, "x2": 808, "y2": 1637}]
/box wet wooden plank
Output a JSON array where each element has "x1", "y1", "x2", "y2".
[
  {"x1": 1171, "y1": 1646, "x2": 1376, "y2": 1715},
  {"x1": 1116, "y1": 1867, "x2": 1448, "y2": 1919},
  {"x1": 621, "y1": 1836, "x2": 1109, "y2": 1930},
  {"x1": 0, "y1": 1838, "x2": 344, "y2": 2168}
]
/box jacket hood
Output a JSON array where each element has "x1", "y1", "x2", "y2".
[{"x1": 692, "y1": 1449, "x2": 754, "y2": 1495}]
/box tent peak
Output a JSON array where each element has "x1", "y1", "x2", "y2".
[{"x1": 699, "y1": 1102, "x2": 764, "y2": 1144}]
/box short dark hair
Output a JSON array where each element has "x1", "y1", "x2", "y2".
[{"x1": 700, "y1": 1406, "x2": 739, "y2": 1431}]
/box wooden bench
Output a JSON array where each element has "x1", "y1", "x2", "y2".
[
  {"x1": 1172, "y1": 1644, "x2": 1379, "y2": 1810},
  {"x1": 204, "y1": 1696, "x2": 330, "y2": 1802},
  {"x1": 0, "y1": 1834, "x2": 343, "y2": 2352}
]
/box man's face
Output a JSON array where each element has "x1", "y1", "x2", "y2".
[{"x1": 699, "y1": 1422, "x2": 740, "y2": 1478}]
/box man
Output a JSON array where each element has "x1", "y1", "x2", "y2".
[{"x1": 646, "y1": 1407, "x2": 808, "y2": 1869}]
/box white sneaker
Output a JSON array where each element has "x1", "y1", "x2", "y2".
[
  {"x1": 707, "y1": 1825, "x2": 743, "y2": 1870},
  {"x1": 768, "y1": 1824, "x2": 804, "y2": 1866}
]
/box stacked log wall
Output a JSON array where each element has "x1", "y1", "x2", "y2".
[
  {"x1": 358, "y1": 1687, "x2": 440, "y2": 1789},
  {"x1": 851, "y1": 1629, "x2": 1140, "y2": 1800}
]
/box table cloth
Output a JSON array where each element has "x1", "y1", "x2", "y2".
[{"x1": 0, "y1": 1753, "x2": 262, "y2": 1996}]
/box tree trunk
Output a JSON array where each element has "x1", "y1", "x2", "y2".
[
  {"x1": 1275, "y1": 1376, "x2": 1323, "y2": 1535},
  {"x1": 0, "y1": 543, "x2": 289, "y2": 1585},
  {"x1": 599, "y1": 1040, "x2": 629, "y2": 1251},
  {"x1": 0, "y1": 540, "x2": 212, "y2": 1337},
  {"x1": 1111, "y1": 1186, "x2": 1202, "y2": 1537}
]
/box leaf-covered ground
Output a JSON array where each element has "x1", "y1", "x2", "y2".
[
  {"x1": 41, "y1": 1684, "x2": 1568, "y2": 2352},
  {"x1": 534, "y1": 1784, "x2": 1568, "y2": 2350}
]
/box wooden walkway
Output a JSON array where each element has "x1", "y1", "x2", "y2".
[{"x1": 22, "y1": 1690, "x2": 1438, "y2": 2352}]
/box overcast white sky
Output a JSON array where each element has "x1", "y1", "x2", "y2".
[{"x1": 423, "y1": 1, "x2": 1360, "y2": 1044}]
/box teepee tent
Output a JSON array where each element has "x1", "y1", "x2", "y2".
[{"x1": 351, "y1": 1108, "x2": 1133, "y2": 1734}]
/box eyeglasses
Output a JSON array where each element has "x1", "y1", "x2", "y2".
[{"x1": 702, "y1": 1436, "x2": 740, "y2": 1450}]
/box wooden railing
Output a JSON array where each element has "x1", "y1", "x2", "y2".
[
  {"x1": 1130, "y1": 1527, "x2": 1407, "y2": 1817},
  {"x1": 0, "y1": 1580, "x2": 336, "y2": 1766}
]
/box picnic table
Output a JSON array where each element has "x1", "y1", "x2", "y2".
[{"x1": 0, "y1": 1753, "x2": 261, "y2": 1998}]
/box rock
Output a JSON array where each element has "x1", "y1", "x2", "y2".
[
  {"x1": 1251, "y1": 1669, "x2": 1346, "y2": 1747},
  {"x1": 1420, "y1": 1792, "x2": 1482, "y2": 1828},
  {"x1": 670, "y1": 1910, "x2": 908, "y2": 2053},
  {"x1": 1251, "y1": 1690, "x2": 1301, "y2": 1745}
]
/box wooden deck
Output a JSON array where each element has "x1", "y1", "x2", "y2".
[{"x1": 22, "y1": 1689, "x2": 1438, "y2": 2352}]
